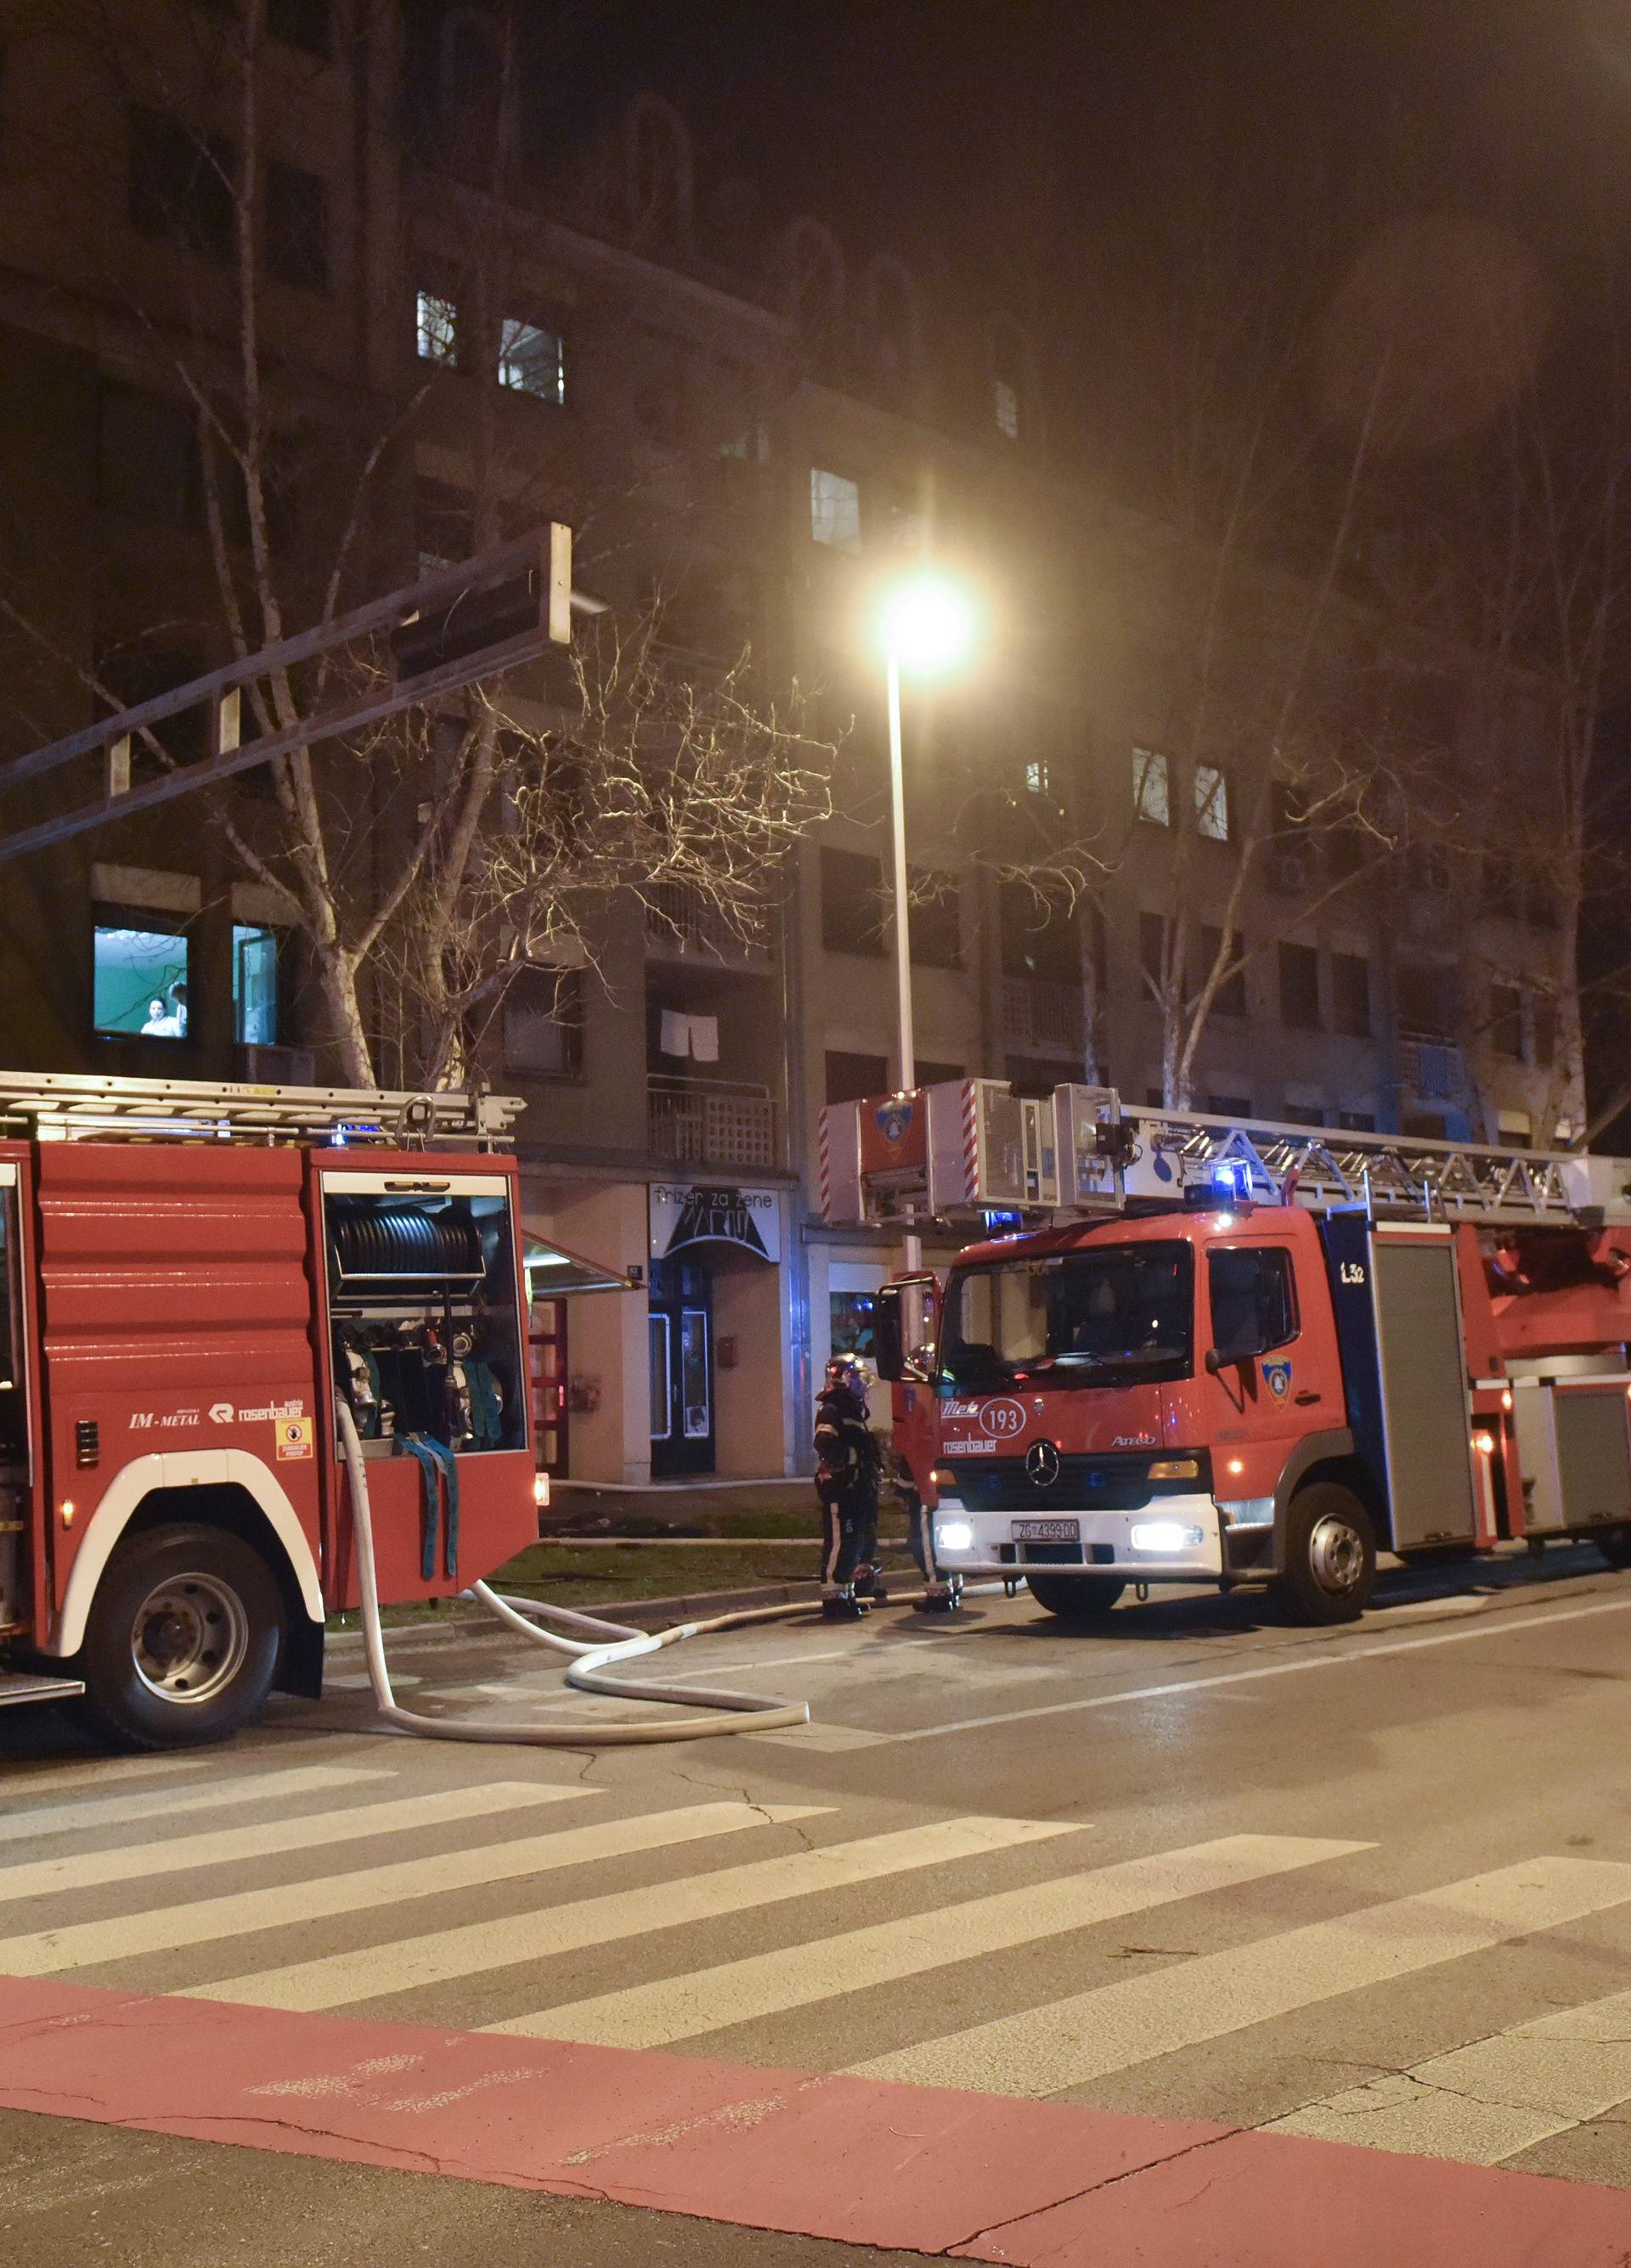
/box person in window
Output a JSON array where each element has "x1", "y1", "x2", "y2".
[
  {"x1": 141, "y1": 981, "x2": 187, "y2": 1038},
  {"x1": 813, "y1": 1356, "x2": 885, "y2": 1621}
]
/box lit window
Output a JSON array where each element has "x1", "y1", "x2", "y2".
[
  {"x1": 499, "y1": 318, "x2": 566, "y2": 403},
  {"x1": 416, "y1": 291, "x2": 457, "y2": 364},
  {"x1": 233, "y1": 925, "x2": 279, "y2": 1045},
  {"x1": 93, "y1": 922, "x2": 189, "y2": 1040},
  {"x1": 1133, "y1": 746, "x2": 1170, "y2": 827},
  {"x1": 1024, "y1": 757, "x2": 1053, "y2": 797},
  {"x1": 810, "y1": 467, "x2": 861, "y2": 553},
  {"x1": 1195, "y1": 763, "x2": 1229, "y2": 841},
  {"x1": 994, "y1": 377, "x2": 1020, "y2": 442}
]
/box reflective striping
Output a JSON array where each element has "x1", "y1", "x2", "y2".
[
  {"x1": 0, "y1": 1764, "x2": 392, "y2": 1848},
  {"x1": 0, "y1": 1799, "x2": 805, "y2": 1979},
  {"x1": 506, "y1": 1833, "x2": 1369, "y2": 2051},
  {"x1": 0, "y1": 1782, "x2": 583, "y2": 1904},
  {"x1": 1268, "y1": 1982, "x2": 1631, "y2": 2164},
  {"x1": 850, "y1": 1855, "x2": 1631, "y2": 2096},
  {"x1": 209, "y1": 1815, "x2": 1072, "y2": 2015}
]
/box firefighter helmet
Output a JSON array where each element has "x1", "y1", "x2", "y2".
[{"x1": 823, "y1": 1355, "x2": 869, "y2": 1403}]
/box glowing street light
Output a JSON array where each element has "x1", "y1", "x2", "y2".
[{"x1": 875, "y1": 573, "x2": 978, "y2": 1269}]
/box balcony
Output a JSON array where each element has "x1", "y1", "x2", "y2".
[
  {"x1": 1398, "y1": 1033, "x2": 1465, "y2": 1100},
  {"x1": 1002, "y1": 977, "x2": 1085, "y2": 1055},
  {"x1": 646, "y1": 883, "x2": 774, "y2": 970},
  {"x1": 648, "y1": 1076, "x2": 777, "y2": 1171}
]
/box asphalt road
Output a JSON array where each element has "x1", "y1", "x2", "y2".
[{"x1": 8, "y1": 1541, "x2": 1631, "y2": 2261}]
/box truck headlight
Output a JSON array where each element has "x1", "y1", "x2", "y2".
[
  {"x1": 1130, "y1": 1520, "x2": 1204, "y2": 1554},
  {"x1": 936, "y1": 1520, "x2": 974, "y2": 1553}
]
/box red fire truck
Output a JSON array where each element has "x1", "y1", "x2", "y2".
[
  {"x1": 0, "y1": 1072, "x2": 538, "y2": 1748},
  {"x1": 821, "y1": 1080, "x2": 1631, "y2": 1625}
]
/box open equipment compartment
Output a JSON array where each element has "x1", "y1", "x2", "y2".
[{"x1": 323, "y1": 1168, "x2": 527, "y2": 1459}]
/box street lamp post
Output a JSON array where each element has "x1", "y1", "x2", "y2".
[{"x1": 878, "y1": 574, "x2": 976, "y2": 1276}]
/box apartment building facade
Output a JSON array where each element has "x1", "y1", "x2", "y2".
[{"x1": 0, "y1": 1, "x2": 1580, "y2": 1484}]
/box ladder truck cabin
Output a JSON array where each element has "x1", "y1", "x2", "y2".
[
  {"x1": 0, "y1": 1072, "x2": 538, "y2": 1749},
  {"x1": 821, "y1": 1080, "x2": 1631, "y2": 1626}
]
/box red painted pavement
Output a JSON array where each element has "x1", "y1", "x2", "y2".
[{"x1": 4, "y1": 1974, "x2": 1631, "y2": 2264}]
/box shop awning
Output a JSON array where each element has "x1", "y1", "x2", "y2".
[{"x1": 522, "y1": 1229, "x2": 632, "y2": 1295}]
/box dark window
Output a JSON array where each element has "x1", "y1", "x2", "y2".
[
  {"x1": 999, "y1": 881, "x2": 1077, "y2": 983},
  {"x1": 825, "y1": 1051, "x2": 889, "y2": 1106},
  {"x1": 1490, "y1": 984, "x2": 1524, "y2": 1058},
  {"x1": 1279, "y1": 943, "x2": 1321, "y2": 1029},
  {"x1": 1407, "y1": 843, "x2": 1452, "y2": 894},
  {"x1": 1403, "y1": 1111, "x2": 1448, "y2": 1139},
  {"x1": 265, "y1": 161, "x2": 328, "y2": 290},
  {"x1": 1532, "y1": 996, "x2": 1557, "y2": 1069},
  {"x1": 1008, "y1": 1055, "x2": 1069, "y2": 1088},
  {"x1": 99, "y1": 384, "x2": 200, "y2": 527},
  {"x1": 917, "y1": 1058, "x2": 963, "y2": 1087},
  {"x1": 1286, "y1": 1103, "x2": 1326, "y2": 1126},
  {"x1": 1205, "y1": 1093, "x2": 1252, "y2": 1118},
  {"x1": 1331, "y1": 952, "x2": 1371, "y2": 1038},
  {"x1": 128, "y1": 105, "x2": 234, "y2": 261},
  {"x1": 97, "y1": 645, "x2": 208, "y2": 773},
  {"x1": 499, "y1": 318, "x2": 566, "y2": 403},
  {"x1": 821, "y1": 848, "x2": 885, "y2": 956},
  {"x1": 908, "y1": 872, "x2": 961, "y2": 968},
  {"x1": 93, "y1": 911, "x2": 189, "y2": 1041},
  {"x1": 1140, "y1": 911, "x2": 1167, "y2": 994},
  {"x1": 268, "y1": 0, "x2": 331, "y2": 54},
  {"x1": 502, "y1": 969, "x2": 583, "y2": 1077},
  {"x1": 1199, "y1": 925, "x2": 1244, "y2": 1017},
  {"x1": 1397, "y1": 962, "x2": 1454, "y2": 1040},
  {"x1": 1338, "y1": 1110, "x2": 1377, "y2": 1131},
  {"x1": 1208, "y1": 1245, "x2": 1297, "y2": 1358},
  {"x1": 415, "y1": 476, "x2": 474, "y2": 572}
]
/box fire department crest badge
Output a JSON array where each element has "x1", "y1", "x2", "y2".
[
  {"x1": 874, "y1": 1098, "x2": 915, "y2": 1146},
  {"x1": 1262, "y1": 1358, "x2": 1292, "y2": 1402}
]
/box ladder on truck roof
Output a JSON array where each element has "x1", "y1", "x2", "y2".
[
  {"x1": 0, "y1": 1069, "x2": 522, "y2": 1148},
  {"x1": 820, "y1": 1079, "x2": 1631, "y2": 1233}
]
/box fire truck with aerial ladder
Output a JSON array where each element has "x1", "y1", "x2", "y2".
[{"x1": 821, "y1": 1078, "x2": 1631, "y2": 1625}]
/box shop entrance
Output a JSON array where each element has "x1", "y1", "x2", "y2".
[
  {"x1": 649, "y1": 1252, "x2": 714, "y2": 1475},
  {"x1": 528, "y1": 1296, "x2": 568, "y2": 1476}
]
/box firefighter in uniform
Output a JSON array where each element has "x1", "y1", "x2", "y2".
[{"x1": 813, "y1": 1356, "x2": 886, "y2": 1620}]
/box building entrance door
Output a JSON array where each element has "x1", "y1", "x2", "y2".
[
  {"x1": 528, "y1": 1296, "x2": 567, "y2": 1476},
  {"x1": 649, "y1": 1255, "x2": 714, "y2": 1475}
]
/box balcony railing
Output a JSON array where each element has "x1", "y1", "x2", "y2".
[
  {"x1": 646, "y1": 884, "x2": 774, "y2": 968},
  {"x1": 1398, "y1": 1033, "x2": 1465, "y2": 1099},
  {"x1": 1001, "y1": 976, "x2": 1085, "y2": 1054},
  {"x1": 648, "y1": 1076, "x2": 777, "y2": 1171}
]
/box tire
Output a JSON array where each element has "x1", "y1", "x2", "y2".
[
  {"x1": 1273, "y1": 1484, "x2": 1375, "y2": 1626},
  {"x1": 74, "y1": 1523, "x2": 285, "y2": 1752},
  {"x1": 1598, "y1": 1526, "x2": 1631, "y2": 1571},
  {"x1": 1024, "y1": 1571, "x2": 1126, "y2": 1622}
]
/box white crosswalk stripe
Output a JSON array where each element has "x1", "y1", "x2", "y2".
[
  {"x1": 499, "y1": 1832, "x2": 1370, "y2": 2049},
  {"x1": 849, "y1": 1854, "x2": 1631, "y2": 2095},
  {"x1": 203, "y1": 1814, "x2": 1075, "y2": 2013},
  {"x1": 0, "y1": 1764, "x2": 392, "y2": 1848},
  {"x1": 0, "y1": 1781, "x2": 583, "y2": 1904},
  {"x1": 1267, "y1": 1983, "x2": 1631, "y2": 2164},
  {"x1": 0, "y1": 1797, "x2": 809, "y2": 1978}
]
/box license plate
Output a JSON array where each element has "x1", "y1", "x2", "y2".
[{"x1": 1011, "y1": 1517, "x2": 1081, "y2": 1544}]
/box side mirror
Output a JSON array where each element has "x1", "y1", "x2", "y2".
[{"x1": 1205, "y1": 1339, "x2": 1264, "y2": 1374}]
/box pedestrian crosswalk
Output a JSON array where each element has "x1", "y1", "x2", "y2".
[{"x1": 6, "y1": 1750, "x2": 1631, "y2": 2180}]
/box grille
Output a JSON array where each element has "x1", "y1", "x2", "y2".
[{"x1": 951, "y1": 1452, "x2": 1158, "y2": 1514}]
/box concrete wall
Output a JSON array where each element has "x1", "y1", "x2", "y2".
[{"x1": 525, "y1": 1180, "x2": 651, "y2": 1485}]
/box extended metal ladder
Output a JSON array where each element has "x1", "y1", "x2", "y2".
[{"x1": 0, "y1": 1069, "x2": 522, "y2": 1148}]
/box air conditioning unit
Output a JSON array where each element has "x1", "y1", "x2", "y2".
[
  {"x1": 242, "y1": 1044, "x2": 317, "y2": 1087},
  {"x1": 1273, "y1": 850, "x2": 1312, "y2": 895}
]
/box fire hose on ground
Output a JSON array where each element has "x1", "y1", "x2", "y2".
[{"x1": 337, "y1": 1396, "x2": 975, "y2": 1748}]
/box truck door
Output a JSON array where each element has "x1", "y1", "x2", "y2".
[
  {"x1": 1197, "y1": 1234, "x2": 1335, "y2": 1506},
  {"x1": 0, "y1": 1160, "x2": 33, "y2": 1640}
]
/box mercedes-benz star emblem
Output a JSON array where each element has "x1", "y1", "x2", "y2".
[{"x1": 1025, "y1": 1440, "x2": 1062, "y2": 1489}]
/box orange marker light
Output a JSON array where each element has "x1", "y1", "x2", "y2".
[
  {"x1": 1472, "y1": 1433, "x2": 1494, "y2": 1455},
  {"x1": 59, "y1": 1499, "x2": 76, "y2": 1526},
  {"x1": 1501, "y1": 1390, "x2": 1513, "y2": 1411},
  {"x1": 1227, "y1": 1458, "x2": 1245, "y2": 1477}
]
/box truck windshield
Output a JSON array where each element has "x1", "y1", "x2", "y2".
[{"x1": 938, "y1": 1241, "x2": 1194, "y2": 1391}]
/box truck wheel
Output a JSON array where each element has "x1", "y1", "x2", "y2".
[
  {"x1": 1024, "y1": 1571, "x2": 1126, "y2": 1622},
  {"x1": 1598, "y1": 1526, "x2": 1631, "y2": 1571},
  {"x1": 1274, "y1": 1485, "x2": 1375, "y2": 1625},
  {"x1": 76, "y1": 1524, "x2": 285, "y2": 1752}
]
